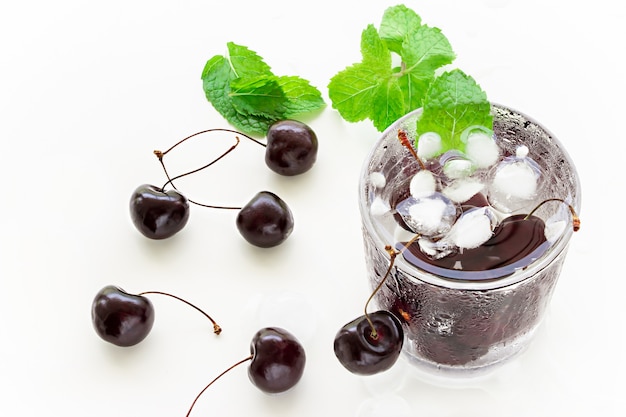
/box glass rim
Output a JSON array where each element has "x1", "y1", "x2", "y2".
[{"x1": 359, "y1": 103, "x2": 581, "y2": 291}]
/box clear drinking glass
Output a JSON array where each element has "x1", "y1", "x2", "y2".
[{"x1": 359, "y1": 104, "x2": 581, "y2": 377}]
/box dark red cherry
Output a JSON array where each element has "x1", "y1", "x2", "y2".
[
  {"x1": 265, "y1": 120, "x2": 318, "y2": 176},
  {"x1": 91, "y1": 285, "x2": 155, "y2": 347},
  {"x1": 248, "y1": 327, "x2": 306, "y2": 394},
  {"x1": 236, "y1": 191, "x2": 294, "y2": 248},
  {"x1": 333, "y1": 310, "x2": 404, "y2": 375},
  {"x1": 183, "y1": 327, "x2": 306, "y2": 415},
  {"x1": 129, "y1": 184, "x2": 190, "y2": 239}
]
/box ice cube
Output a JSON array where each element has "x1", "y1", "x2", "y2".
[
  {"x1": 445, "y1": 206, "x2": 497, "y2": 249},
  {"x1": 369, "y1": 172, "x2": 386, "y2": 189},
  {"x1": 491, "y1": 159, "x2": 538, "y2": 199},
  {"x1": 516, "y1": 145, "x2": 529, "y2": 158},
  {"x1": 441, "y1": 151, "x2": 475, "y2": 179},
  {"x1": 464, "y1": 129, "x2": 500, "y2": 169},
  {"x1": 410, "y1": 170, "x2": 436, "y2": 198},
  {"x1": 370, "y1": 197, "x2": 390, "y2": 217},
  {"x1": 416, "y1": 131, "x2": 442, "y2": 159},
  {"x1": 395, "y1": 193, "x2": 458, "y2": 237},
  {"x1": 442, "y1": 178, "x2": 485, "y2": 203},
  {"x1": 417, "y1": 236, "x2": 455, "y2": 259},
  {"x1": 487, "y1": 155, "x2": 543, "y2": 213}
]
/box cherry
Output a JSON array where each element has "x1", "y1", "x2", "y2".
[
  {"x1": 334, "y1": 310, "x2": 403, "y2": 375},
  {"x1": 185, "y1": 327, "x2": 305, "y2": 416},
  {"x1": 129, "y1": 184, "x2": 190, "y2": 240},
  {"x1": 332, "y1": 243, "x2": 417, "y2": 376},
  {"x1": 265, "y1": 119, "x2": 318, "y2": 176},
  {"x1": 248, "y1": 327, "x2": 306, "y2": 393},
  {"x1": 92, "y1": 286, "x2": 155, "y2": 347},
  {"x1": 91, "y1": 285, "x2": 221, "y2": 347},
  {"x1": 236, "y1": 191, "x2": 294, "y2": 248}
]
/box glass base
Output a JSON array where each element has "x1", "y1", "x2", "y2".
[{"x1": 400, "y1": 326, "x2": 537, "y2": 385}]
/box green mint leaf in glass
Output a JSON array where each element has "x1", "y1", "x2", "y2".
[
  {"x1": 396, "y1": 25, "x2": 456, "y2": 113},
  {"x1": 401, "y1": 25, "x2": 455, "y2": 80},
  {"x1": 416, "y1": 69, "x2": 492, "y2": 155},
  {"x1": 379, "y1": 4, "x2": 422, "y2": 54},
  {"x1": 371, "y1": 78, "x2": 405, "y2": 131},
  {"x1": 201, "y1": 42, "x2": 324, "y2": 136}
]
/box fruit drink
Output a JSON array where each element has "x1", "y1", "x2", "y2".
[{"x1": 359, "y1": 104, "x2": 581, "y2": 375}]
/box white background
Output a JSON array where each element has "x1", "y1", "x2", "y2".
[{"x1": 1, "y1": 0, "x2": 623, "y2": 416}]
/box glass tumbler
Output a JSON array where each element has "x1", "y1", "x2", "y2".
[{"x1": 359, "y1": 104, "x2": 581, "y2": 377}]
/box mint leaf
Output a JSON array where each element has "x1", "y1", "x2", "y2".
[
  {"x1": 226, "y1": 42, "x2": 273, "y2": 78},
  {"x1": 230, "y1": 114, "x2": 275, "y2": 136},
  {"x1": 328, "y1": 25, "x2": 392, "y2": 123},
  {"x1": 230, "y1": 75, "x2": 287, "y2": 118},
  {"x1": 201, "y1": 43, "x2": 325, "y2": 136},
  {"x1": 399, "y1": 25, "x2": 456, "y2": 111},
  {"x1": 200, "y1": 54, "x2": 276, "y2": 135},
  {"x1": 371, "y1": 78, "x2": 405, "y2": 131},
  {"x1": 277, "y1": 76, "x2": 326, "y2": 116},
  {"x1": 416, "y1": 69, "x2": 492, "y2": 154},
  {"x1": 401, "y1": 26, "x2": 455, "y2": 77},
  {"x1": 361, "y1": 24, "x2": 391, "y2": 69},
  {"x1": 396, "y1": 71, "x2": 431, "y2": 116},
  {"x1": 201, "y1": 55, "x2": 239, "y2": 124},
  {"x1": 328, "y1": 63, "x2": 384, "y2": 123},
  {"x1": 379, "y1": 5, "x2": 422, "y2": 54}
]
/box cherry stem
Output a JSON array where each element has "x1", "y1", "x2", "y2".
[
  {"x1": 155, "y1": 129, "x2": 256, "y2": 209},
  {"x1": 398, "y1": 129, "x2": 426, "y2": 170},
  {"x1": 158, "y1": 136, "x2": 243, "y2": 209},
  {"x1": 137, "y1": 291, "x2": 222, "y2": 335},
  {"x1": 159, "y1": 136, "x2": 240, "y2": 190},
  {"x1": 364, "y1": 234, "x2": 421, "y2": 340},
  {"x1": 524, "y1": 198, "x2": 581, "y2": 232},
  {"x1": 185, "y1": 355, "x2": 253, "y2": 417},
  {"x1": 156, "y1": 128, "x2": 265, "y2": 158}
]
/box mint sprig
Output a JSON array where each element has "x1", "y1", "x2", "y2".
[
  {"x1": 418, "y1": 69, "x2": 493, "y2": 154},
  {"x1": 328, "y1": 4, "x2": 493, "y2": 157},
  {"x1": 201, "y1": 42, "x2": 325, "y2": 136},
  {"x1": 328, "y1": 5, "x2": 455, "y2": 131}
]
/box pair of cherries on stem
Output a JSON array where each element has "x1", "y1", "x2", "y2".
[
  {"x1": 91, "y1": 286, "x2": 306, "y2": 416},
  {"x1": 130, "y1": 120, "x2": 318, "y2": 247}
]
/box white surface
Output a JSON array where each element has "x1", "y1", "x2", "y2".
[{"x1": 0, "y1": 0, "x2": 623, "y2": 415}]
